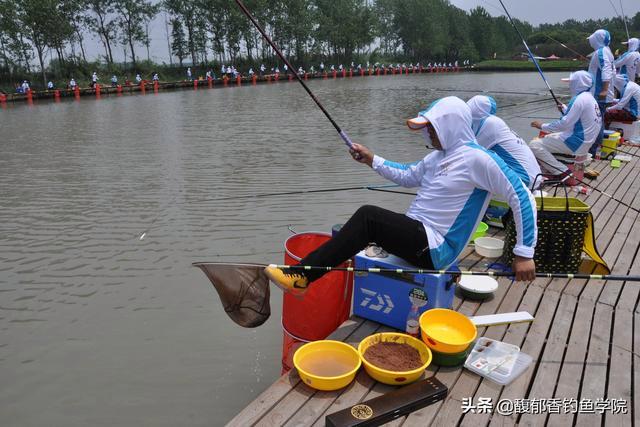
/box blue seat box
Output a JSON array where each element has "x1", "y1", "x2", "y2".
[{"x1": 353, "y1": 251, "x2": 457, "y2": 331}]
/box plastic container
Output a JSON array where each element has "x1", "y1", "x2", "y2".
[
  {"x1": 430, "y1": 345, "x2": 472, "y2": 367},
  {"x1": 464, "y1": 337, "x2": 532, "y2": 385},
  {"x1": 283, "y1": 232, "x2": 353, "y2": 341},
  {"x1": 353, "y1": 252, "x2": 456, "y2": 331},
  {"x1": 358, "y1": 333, "x2": 432, "y2": 385},
  {"x1": 281, "y1": 323, "x2": 310, "y2": 374},
  {"x1": 419, "y1": 309, "x2": 477, "y2": 354},
  {"x1": 474, "y1": 237, "x2": 505, "y2": 258},
  {"x1": 471, "y1": 222, "x2": 489, "y2": 242},
  {"x1": 294, "y1": 340, "x2": 361, "y2": 391},
  {"x1": 458, "y1": 276, "x2": 498, "y2": 300}
]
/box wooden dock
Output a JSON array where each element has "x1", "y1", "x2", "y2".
[{"x1": 227, "y1": 144, "x2": 640, "y2": 427}]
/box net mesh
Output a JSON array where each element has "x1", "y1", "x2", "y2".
[{"x1": 193, "y1": 262, "x2": 270, "y2": 328}]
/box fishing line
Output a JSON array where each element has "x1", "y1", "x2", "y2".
[
  {"x1": 544, "y1": 35, "x2": 589, "y2": 61},
  {"x1": 269, "y1": 264, "x2": 640, "y2": 282},
  {"x1": 233, "y1": 0, "x2": 354, "y2": 149},
  {"x1": 137, "y1": 184, "x2": 400, "y2": 239},
  {"x1": 497, "y1": 0, "x2": 564, "y2": 111},
  {"x1": 367, "y1": 156, "x2": 640, "y2": 215}
]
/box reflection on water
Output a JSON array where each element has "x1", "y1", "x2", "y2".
[{"x1": 0, "y1": 72, "x2": 563, "y2": 426}]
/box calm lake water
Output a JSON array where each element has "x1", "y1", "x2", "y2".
[{"x1": 0, "y1": 72, "x2": 564, "y2": 426}]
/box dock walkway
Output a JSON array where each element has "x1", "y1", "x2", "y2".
[{"x1": 228, "y1": 145, "x2": 640, "y2": 427}]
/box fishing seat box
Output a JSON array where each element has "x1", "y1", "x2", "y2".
[{"x1": 353, "y1": 251, "x2": 457, "y2": 331}]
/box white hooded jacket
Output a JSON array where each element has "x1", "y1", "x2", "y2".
[
  {"x1": 609, "y1": 74, "x2": 640, "y2": 117},
  {"x1": 371, "y1": 97, "x2": 537, "y2": 269},
  {"x1": 615, "y1": 38, "x2": 640, "y2": 82},
  {"x1": 542, "y1": 71, "x2": 601, "y2": 152},
  {"x1": 467, "y1": 95, "x2": 542, "y2": 189},
  {"x1": 588, "y1": 29, "x2": 615, "y2": 102}
]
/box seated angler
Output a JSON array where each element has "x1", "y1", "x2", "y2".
[
  {"x1": 605, "y1": 74, "x2": 640, "y2": 128},
  {"x1": 529, "y1": 71, "x2": 601, "y2": 180},
  {"x1": 265, "y1": 97, "x2": 538, "y2": 294},
  {"x1": 467, "y1": 95, "x2": 542, "y2": 189}
]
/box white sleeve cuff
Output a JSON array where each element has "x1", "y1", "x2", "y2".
[
  {"x1": 372, "y1": 155, "x2": 385, "y2": 171},
  {"x1": 513, "y1": 245, "x2": 535, "y2": 259}
]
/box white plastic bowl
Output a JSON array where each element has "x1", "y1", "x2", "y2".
[{"x1": 474, "y1": 237, "x2": 504, "y2": 258}]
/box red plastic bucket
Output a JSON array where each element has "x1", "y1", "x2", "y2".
[
  {"x1": 282, "y1": 232, "x2": 353, "y2": 341},
  {"x1": 281, "y1": 322, "x2": 310, "y2": 374}
]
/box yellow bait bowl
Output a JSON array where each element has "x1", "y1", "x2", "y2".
[
  {"x1": 293, "y1": 340, "x2": 361, "y2": 391},
  {"x1": 420, "y1": 308, "x2": 477, "y2": 354}
]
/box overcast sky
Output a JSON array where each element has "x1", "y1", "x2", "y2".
[{"x1": 80, "y1": 0, "x2": 640, "y2": 65}]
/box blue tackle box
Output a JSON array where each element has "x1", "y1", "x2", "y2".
[{"x1": 353, "y1": 251, "x2": 458, "y2": 331}]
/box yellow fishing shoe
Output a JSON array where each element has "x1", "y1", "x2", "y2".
[{"x1": 264, "y1": 264, "x2": 309, "y2": 295}]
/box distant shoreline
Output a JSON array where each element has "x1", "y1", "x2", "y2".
[{"x1": 472, "y1": 60, "x2": 589, "y2": 72}]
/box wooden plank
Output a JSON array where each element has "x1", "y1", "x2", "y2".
[
  {"x1": 574, "y1": 303, "x2": 613, "y2": 427},
  {"x1": 604, "y1": 309, "x2": 633, "y2": 427},
  {"x1": 547, "y1": 297, "x2": 598, "y2": 426},
  {"x1": 226, "y1": 317, "x2": 365, "y2": 427},
  {"x1": 486, "y1": 282, "x2": 566, "y2": 427},
  {"x1": 518, "y1": 293, "x2": 577, "y2": 427},
  {"x1": 634, "y1": 313, "x2": 640, "y2": 425}
]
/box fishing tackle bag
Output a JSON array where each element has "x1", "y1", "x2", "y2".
[{"x1": 503, "y1": 190, "x2": 609, "y2": 274}]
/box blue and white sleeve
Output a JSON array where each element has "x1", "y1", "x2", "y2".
[
  {"x1": 541, "y1": 100, "x2": 581, "y2": 134},
  {"x1": 371, "y1": 155, "x2": 427, "y2": 188},
  {"x1": 469, "y1": 152, "x2": 537, "y2": 258}
]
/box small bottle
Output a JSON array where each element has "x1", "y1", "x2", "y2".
[
  {"x1": 405, "y1": 305, "x2": 420, "y2": 337},
  {"x1": 573, "y1": 185, "x2": 591, "y2": 195}
]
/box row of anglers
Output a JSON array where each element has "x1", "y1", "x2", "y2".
[
  {"x1": 11, "y1": 60, "x2": 472, "y2": 93},
  {"x1": 13, "y1": 71, "x2": 160, "y2": 93},
  {"x1": 202, "y1": 60, "x2": 472, "y2": 79},
  {"x1": 263, "y1": 29, "x2": 640, "y2": 294}
]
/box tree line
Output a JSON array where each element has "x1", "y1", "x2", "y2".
[{"x1": 1, "y1": 0, "x2": 639, "y2": 87}]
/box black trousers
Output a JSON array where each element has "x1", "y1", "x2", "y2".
[{"x1": 300, "y1": 205, "x2": 434, "y2": 282}]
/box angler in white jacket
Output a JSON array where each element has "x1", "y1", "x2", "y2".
[
  {"x1": 530, "y1": 71, "x2": 601, "y2": 177},
  {"x1": 615, "y1": 38, "x2": 640, "y2": 82},
  {"x1": 467, "y1": 95, "x2": 542, "y2": 189},
  {"x1": 265, "y1": 97, "x2": 537, "y2": 294},
  {"x1": 587, "y1": 29, "x2": 615, "y2": 155},
  {"x1": 605, "y1": 74, "x2": 640, "y2": 127},
  {"x1": 588, "y1": 29, "x2": 615, "y2": 103}
]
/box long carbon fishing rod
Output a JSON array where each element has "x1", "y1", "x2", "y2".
[
  {"x1": 544, "y1": 35, "x2": 589, "y2": 61},
  {"x1": 497, "y1": 0, "x2": 563, "y2": 111},
  {"x1": 137, "y1": 184, "x2": 399, "y2": 240},
  {"x1": 368, "y1": 155, "x2": 640, "y2": 215},
  {"x1": 268, "y1": 264, "x2": 640, "y2": 282},
  {"x1": 608, "y1": 0, "x2": 630, "y2": 40},
  {"x1": 619, "y1": 0, "x2": 630, "y2": 40},
  {"x1": 233, "y1": 0, "x2": 354, "y2": 149}
]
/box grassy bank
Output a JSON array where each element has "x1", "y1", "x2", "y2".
[{"x1": 474, "y1": 59, "x2": 588, "y2": 72}]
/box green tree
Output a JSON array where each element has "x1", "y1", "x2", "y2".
[
  {"x1": 170, "y1": 17, "x2": 187, "y2": 67},
  {"x1": 113, "y1": 0, "x2": 158, "y2": 68},
  {"x1": 86, "y1": 0, "x2": 119, "y2": 64}
]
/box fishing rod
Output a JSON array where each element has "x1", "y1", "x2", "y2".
[
  {"x1": 607, "y1": 0, "x2": 630, "y2": 40},
  {"x1": 497, "y1": 0, "x2": 564, "y2": 112},
  {"x1": 544, "y1": 35, "x2": 589, "y2": 61},
  {"x1": 137, "y1": 184, "x2": 399, "y2": 240},
  {"x1": 619, "y1": 0, "x2": 630, "y2": 40},
  {"x1": 268, "y1": 264, "x2": 640, "y2": 282},
  {"x1": 368, "y1": 156, "x2": 640, "y2": 215},
  {"x1": 233, "y1": 0, "x2": 354, "y2": 149}
]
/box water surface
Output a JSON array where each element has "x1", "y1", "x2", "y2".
[{"x1": 0, "y1": 72, "x2": 564, "y2": 426}]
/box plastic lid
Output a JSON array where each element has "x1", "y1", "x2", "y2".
[
  {"x1": 458, "y1": 276, "x2": 499, "y2": 294},
  {"x1": 464, "y1": 337, "x2": 532, "y2": 386}
]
